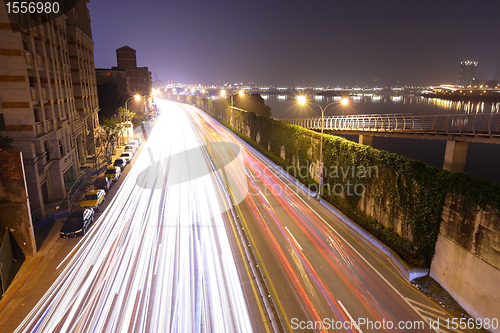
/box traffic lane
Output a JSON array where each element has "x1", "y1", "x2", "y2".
[
  {"x1": 243, "y1": 168, "x2": 380, "y2": 332},
  {"x1": 189, "y1": 106, "x2": 438, "y2": 331},
  {"x1": 15, "y1": 104, "x2": 255, "y2": 332},
  {"x1": 251, "y1": 141, "x2": 476, "y2": 332},
  {"x1": 236, "y1": 195, "x2": 311, "y2": 328},
  {"x1": 219, "y1": 209, "x2": 271, "y2": 333},
  {"x1": 187, "y1": 106, "x2": 348, "y2": 329},
  {"x1": 181, "y1": 103, "x2": 270, "y2": 332}
]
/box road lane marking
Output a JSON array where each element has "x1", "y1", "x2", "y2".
[
  {"x1": 199, "y1": 105, "x2": 460, "y2": 332},
  {"x1": 405, "y1": 297, "x2": 446, "y2": 315},
  {"x1": 225, "y1": 129, "x2": 450, "y2": 331},
  {"x1": 285, "y1": 227, "x2": 303, "y2": 251},
  {"x1": 338, "y1": 300, "x2": 364, "y2": 333}
]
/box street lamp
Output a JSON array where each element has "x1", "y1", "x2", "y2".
[
  {"x1": 298, "y1": 95, "x2": 349, "y2": 200},
  {"x1": 125, "y1": 94, "x2": 141, "y2": 143}
]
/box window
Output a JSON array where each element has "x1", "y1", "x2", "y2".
[
  {"x1": 59, "y1": 140, "x2": 64, "y2": 156},
  {"x1": 0, "y1": 114, "x2": 5, "y2": 131}
]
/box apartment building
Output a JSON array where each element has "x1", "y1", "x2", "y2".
[{"x1": 0, "y1": 2, "x2": 99, "y2": 219}]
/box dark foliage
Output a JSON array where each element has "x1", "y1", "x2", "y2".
[{"x1": 233, "y1": 93, "x2": 272, "y2": 117}]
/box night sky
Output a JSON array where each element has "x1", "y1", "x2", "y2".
[{"x1": 87, "y1": 0, "x2": 500, "y2": 87}]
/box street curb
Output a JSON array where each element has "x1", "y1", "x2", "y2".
[{"x1": 204, "y1": 108, "x2": 429, "y2": 282}]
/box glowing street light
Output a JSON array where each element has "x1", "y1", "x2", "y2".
[
  {"x1": 124, "y1": 94, "x2": 141, "y2": 143},
  {"x1": 238, "y1": 90, "x2": 244, "y2": 97},
  {"x1": 297, "y1": 95, "x2": 307, "y2": 105},
  {"x1": 220, "y1": 90, "x2": 226, "y2": 97},
  {"x1": 297, "y1": 95, "x2": 348, "y2": 200}
]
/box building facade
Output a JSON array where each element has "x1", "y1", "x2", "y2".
[
  {"x1": 67, "y1": 0, "x2": 100, "y2": 165},
  {"x1": 96, "y1": 46, "x2": 152, "y2": 113},
  {"x1": 458, "y1": 60, "x2": 478, "y2": 87},
  {"x1": 0, "y1": 1, "x2": 99, "y2": 219}
]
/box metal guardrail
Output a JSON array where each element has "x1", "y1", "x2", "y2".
[{"x1": 282, "y1": 113, "x2": 500, "y2": 139}]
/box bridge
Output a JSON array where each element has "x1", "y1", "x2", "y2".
[{"x1": 281, "y1": 113, "x2": 500, "y2": 172}]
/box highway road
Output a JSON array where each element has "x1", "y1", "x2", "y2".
[
  {"x1": 14, "y1": 101, "x2": 266, "y2": 332},
  {"x1": 13, "y1": 100, "x2": 475, "y2": 332},
  {"x1": 185, "y1": 101, "x2": 476, "y2": 333}
]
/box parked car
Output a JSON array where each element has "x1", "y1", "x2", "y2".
[
  {"x1": 60, "y1": 208, "x2": 94, "y2": 238},
  {"x1": 124, "y1": 145, "x2": 137, "y2": 155},
  {"x1": 128, "y1": 140, "x2": 140, "y2": 149},
  {"x1": 113, "y1": 158, "x2": 127, "y2": 171},
  {"x1": 94, "y1": 176, "x2": 112, "y2": 193},
  {"x1": 80, "y1": 189, "x2": 106, "y2": 211},
  {"x1": 119, "y1": 152, "x2": 133, "y2": 164},
  {"x1": 104, "y1": 166, "x2": 121, "y2": 181},
  {"x1": 132, "y1": 137, "x2": 142, "y2": 146}
]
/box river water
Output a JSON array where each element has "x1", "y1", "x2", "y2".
[{"x1": 262, "y1": 94, "x2": 500, "y2": 183}]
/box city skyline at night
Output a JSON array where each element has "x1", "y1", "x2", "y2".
[{"x1": 87, "y1": 0, "x2": 500, "y2": 87}]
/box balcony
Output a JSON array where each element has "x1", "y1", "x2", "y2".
[
  {"x1": 56, "y1": 117, "x2": 69, "y2": 129},
  {"x1": 25, "y1": 51, "x2": 32, "y2": 65},
  {"x1": 35, "y1": 123, "x2": 44, "y2": 136},
  {"x1": 31, "y1": 89, "x2": 38, "y2": 101}
]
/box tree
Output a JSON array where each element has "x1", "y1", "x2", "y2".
[
  {"x1": 233, "y1": 93, "x2": 272, "y2": 117},
  {"x1": 99, "y1": 118, "x2": 124, "y2": 160},
  {"x1": 116, "y1": 107, "x2": 135, "y2": 123},
  {"x1": 0, "y1": 135, "x2": 14, "y2": 148}
]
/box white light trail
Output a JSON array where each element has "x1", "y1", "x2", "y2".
[{"x1": 16, "y1": 101, "x2": 253, "y2": 333}]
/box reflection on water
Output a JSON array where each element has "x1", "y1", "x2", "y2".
[
  {"x1": 266, "y1": 94, "x2": 500, "y2": 119},
  {"x1": 263, "y1": 94, "x2": 500, "y2": 184}
]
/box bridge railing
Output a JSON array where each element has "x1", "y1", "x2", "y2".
[{"x1": 282, "y1": 113, "x2": 500, "y2": 138}]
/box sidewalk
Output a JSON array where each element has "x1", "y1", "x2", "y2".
[{"x1": 0, "y1": 117, "x2": 157, "y2": 330}]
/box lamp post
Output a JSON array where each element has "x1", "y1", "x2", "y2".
[
  {"x1": 125, "y1": 94, "x2": 141, "y2": 144},
  {"x1": 298, "y1": 96, "x2": 348, "y2": 200},
  {"x1": 229, "y1": 90, "x2": 245, "y2": 110}
]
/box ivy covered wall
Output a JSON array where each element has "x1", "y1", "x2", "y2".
[{"x1": 172, "y1": 95, "x2": 500, "y2": 267}]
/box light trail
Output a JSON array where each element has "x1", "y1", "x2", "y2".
[
  {"x1": 15, "y1": 100, "x2": 464, "y2": 333},
  {"x1": 188, "y1": 103, "x2": 442, "y2": 332},
  {"x1": 15, "y1": 101, "x2": 254, "y2": 333}
]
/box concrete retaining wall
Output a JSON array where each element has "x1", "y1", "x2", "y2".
[{"x1": 431, "y1": 194, "x2": 500, "y2": 331}]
